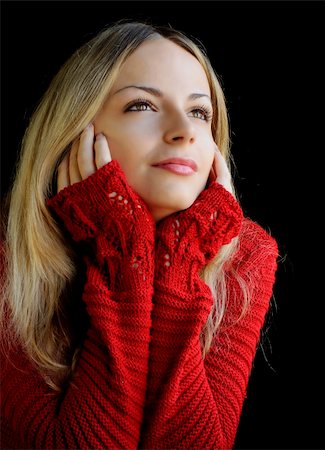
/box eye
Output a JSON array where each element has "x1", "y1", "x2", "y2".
[
  {"x1": 189, "y1": 106, "x2": 213, "y2": 122},
  {"x1": 124, "y1": 98, "x2": 156, "y2": 112}
]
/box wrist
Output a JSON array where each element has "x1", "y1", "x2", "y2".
[
  {"x1": 47, "y1": 160, "x2": 155, "y2": 242},
  {"x1": 183, "y1": 182, "x2": 243, "y2": 241},
  {"x1": 94, "y1": 229, "x2": 155, "y2": 292},
  {"x1": 155, "y1": 182, "x2": 243, "y2": 269}
]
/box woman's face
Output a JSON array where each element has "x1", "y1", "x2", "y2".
[{"x1": 94, "y1": 37, "x2": 215, "y2": 221}]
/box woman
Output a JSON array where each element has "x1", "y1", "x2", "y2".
[{"x1": 0, "y1": 21, "x2": 278, "y2": 449}]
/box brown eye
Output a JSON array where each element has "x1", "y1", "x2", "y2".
[
  {"x1": 125, "y1": 99, "x2": 155, "y2": 112},
  {"x1": 131, "y1": 103, "x2": 150, "y2": 111}
]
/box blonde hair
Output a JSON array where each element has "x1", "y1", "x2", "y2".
[{"x1": 1, "y1": 20, "x2": 249, "y2": 389}]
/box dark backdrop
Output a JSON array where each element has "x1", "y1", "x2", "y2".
[{"x1": 2, "y1": 1, "x2": 325, "y2": 449}]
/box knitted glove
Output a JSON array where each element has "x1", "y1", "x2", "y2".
[
  {"x1": 154, "y1": 180, "x2": 243, "y2": 327},
  {"x1": 47, "y1": 159, "x2": 155, "y2": 292}
]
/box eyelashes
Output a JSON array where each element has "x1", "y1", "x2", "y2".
[
  {"x1": 124, "y1": 98, "x2": 156, "y2": 112},
  {"x1": 124, "y1": 97, "x2": 213, "y2": 122},
  {"x1": 191, "y1": 105, "x2": 213, "y2": 122}
]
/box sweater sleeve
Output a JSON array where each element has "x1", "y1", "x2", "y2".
[
  {"x1": 1, "y1": 161, "x2": 155, "y2": 450},
  {"x1": 203, "y1": 219, "x2": 278, "y2": 448},
  {"x1": 139, "y1": 184, "x2": 278, "y2": 449}
]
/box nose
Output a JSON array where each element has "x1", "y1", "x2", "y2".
[{"x1": 163, "y1": 110, "x2": 196, "y2": 145}]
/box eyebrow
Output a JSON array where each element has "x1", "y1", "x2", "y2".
[{"x1": 112, "y1": 85, "x2": 212, "y2": 102}]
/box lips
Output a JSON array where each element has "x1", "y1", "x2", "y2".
[{"x1": 152, "y1": 158, "x2": 198, "y2": 175}]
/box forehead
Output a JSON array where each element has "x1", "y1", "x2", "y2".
[{"x1": 113, "y1": 37, "x2": 210, "y2": 95}]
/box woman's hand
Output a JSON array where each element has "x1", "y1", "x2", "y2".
[
  {"x1": 57, "y1": 124, "x2": 111, "y2": 193},
  {"x1": 208, "y1": 144, "x2": 233, "y2": 195},
  {"x1": 48, "y1": 124, "x2": 156, "y2": 292},
  {"x1": 48, "y1": 123, "x2": 155, "y2": 243},
  {"x1": 155, "y1": 143, "x2": 242, "y2": 281}
]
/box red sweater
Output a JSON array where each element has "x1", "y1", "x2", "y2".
[{"x1": 1, "y1": 161, "x2": 278, "y2": 450}]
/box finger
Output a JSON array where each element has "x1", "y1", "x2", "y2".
[
  {"x1": 94, "y1": 133, "x2": 112, "y2": 169},
  {"x1": 77, "y1": 124, "x2": 97, "y2": 180},
  {"x1": 214, "y1": 146, "x2": 233, "y2": 194},
  {"x1": 57, "y1": 154, "x2": 70, "y2": 193},
  {"x1": 69, "y1": 138, "x2": 82, "y2": 185},
  {"x1": 211, "y1": 148, "x2": 218, "y2": 179},
  {"x1": 207, "y1": 145, "x2": 218, "y2": 185}
]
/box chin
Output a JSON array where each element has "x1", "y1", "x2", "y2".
[
  {"x1": 149, "y1": 193, "x2": 199, "y2": 222},
  {"x1": 166, "y1": 188, "x2": 199, "y2": 208},
  {"x1": 175, "y1": 196, "x2": 197, "y2": 211}
]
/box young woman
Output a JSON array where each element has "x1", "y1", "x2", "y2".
[{"x1": 0, "y1": 21, "x2": 278, "y2": 449}]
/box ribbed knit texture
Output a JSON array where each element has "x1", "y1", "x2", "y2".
[
  {"x1": 140, "y1": 207, "x2": 278, "y2": 449},
  {"x1": 1, "y1": 160, "x2": 156, "y2": 450},
  {"x1": 1, "y1": 161, "x2": 278, "y2": 450}
]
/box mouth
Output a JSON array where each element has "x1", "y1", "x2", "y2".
[{"x1": 152, "y1": 158, "x2": 198, "y2": 176}]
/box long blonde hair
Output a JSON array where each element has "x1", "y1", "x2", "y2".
[{"x1": 1, "y1": 20, "x2": 249, "y2": 390}]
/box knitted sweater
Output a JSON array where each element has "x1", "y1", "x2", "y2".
[{"x1": 1, "y1": 160, "x2": 278, "y2": 450}]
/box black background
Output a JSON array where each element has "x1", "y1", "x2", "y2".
[{"x1": 1, "y1": 1, "x2": 325, "y2": 449}]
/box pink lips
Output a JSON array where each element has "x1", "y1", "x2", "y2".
[{"x1": 152, "y1": 158, "x2": 198, "y2": 175}]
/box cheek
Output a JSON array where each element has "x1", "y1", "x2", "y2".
[
  {"x1": 200, "y1": 141, "x2": 215, "y2": 174},
  {"x1": 106, "y1": 140, "x2": 134, "y2": 169},
  {"x1": 205, "y1": 152, "x2": 215, "y2": 172},
  {"x1": 103, "y1": 139, "x2": 144, "y2": 189},
  {"x1": 102, "y1": 122, "x2": 153, "y2": 157}
]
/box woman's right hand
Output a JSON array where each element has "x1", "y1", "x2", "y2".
[
  {"x1": 48, "y1": 124, "x2": 155, "y2": 237},
  {"x1": 57, "y1": 124, "x2": 111, "y2": 193},
  {"x1": 47, "y1": 125, "x2": 156, "y2": 290}
]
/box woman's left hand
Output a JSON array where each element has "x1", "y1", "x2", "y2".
[
  {"x1": 208, "y1": 144, "x2": 233, "y2": 195},
  {"x1": 155, "y1": 144, "x2": 243, "y2": 280}
]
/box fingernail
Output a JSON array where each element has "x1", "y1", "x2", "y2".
[{"x1": 96, "y1": 133, "x2": 104, "y2": 139}]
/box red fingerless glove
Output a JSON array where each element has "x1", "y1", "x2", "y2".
[
  {"x1": 155, "y1": 181, "x2": 243, "y2": 309},
  {"x1": 47, "y1": 160, "x2": 155, "y2": 293}
]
